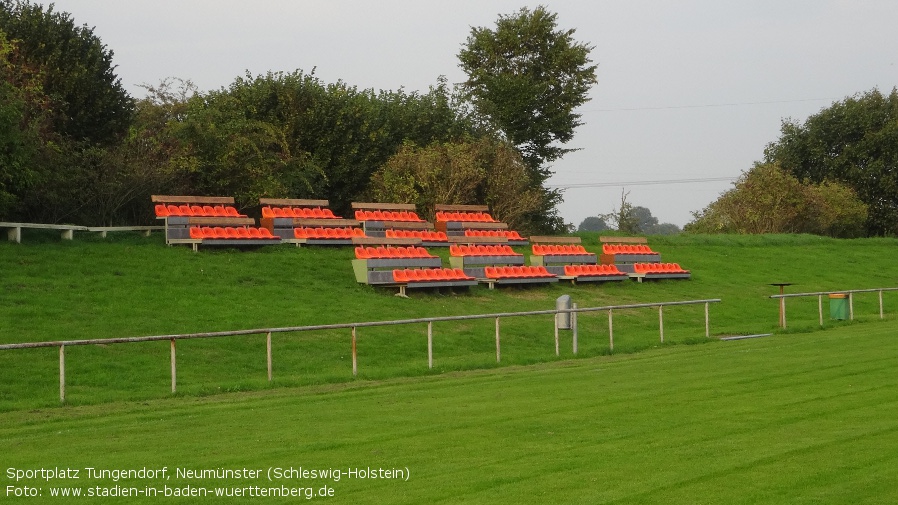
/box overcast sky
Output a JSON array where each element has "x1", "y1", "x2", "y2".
[{"x1": 47, "y1": 0, "x2": 898, "y2": 227}]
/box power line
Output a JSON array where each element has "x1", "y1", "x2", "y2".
[
  {"x1": 548, "y1": 176, "x2": 737, "y2": 190},
  {"x1": 581, "y1": 97, "x2": 836, "y2": 113}
]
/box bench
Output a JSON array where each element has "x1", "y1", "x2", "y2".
[
  {"x1": 152, "y1": 195, "x2": 280, "y2": 250},
  {"x1": 434, "y1": 204, "x2": 508, "y2": 233},
  {"x1": 480, "y1": 265, "x2": 558, "y2": 289},
  {"x1": 2, "y1": 222, "x2": 89, "y2": 243},
  {"x1": 384, "y1": 229, "x2": 448, "y2": 246},
  {"x1": 626, "y1": 262, "x2": 691, "y2": 282},
  {"x1": 448, "y1": 244, "x2": 525, "y2": 279},
  {"x1": 529, "y1": 236, "x2": 598, "y2": 272},
  {"x1": 460, "y1": 229, "x2": 527, "y2": 245},
  {"x1": 598, "y1": 236, "x2": 661, "y2": 265},
  {"x1": 351, "y1": 245, "x2": 477, "y2": 296},
  {"x1": 352, "y1": 202, "x2": 434, "y2": 237},
  {"x1": 259, "y1": 198, "x2": 362, "y2": 245}
]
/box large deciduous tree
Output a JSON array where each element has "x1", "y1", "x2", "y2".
[
  {"x1": 0, "y1": 0, "x2": 133, "y2": 144},
  {"x1": 457, "y1": 6, "x2": 596, "y2": 233},
  {"x1": 764, "y1": 88, "x2": 898, "y2": 236}
]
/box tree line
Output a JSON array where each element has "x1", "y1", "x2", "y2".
[{"x1": 0, "y1": 1, "x2": 597, "y2": 234}]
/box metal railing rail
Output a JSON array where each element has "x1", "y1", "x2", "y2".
[
  {"x1": 0, "y1": 298, "x2": 721, "y2": 403},
  {"x1": 770, "y1": 287, "x2": 898, "y2": 328}
]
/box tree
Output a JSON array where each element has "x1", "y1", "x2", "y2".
[
  {"x1": 0, "y1": 0, "x2": 133, "y2": 144},
  {"x1": 577, "y1": 216, "x2": 608, "y2": 232},
  {"x1": 764, "y1": 88, "x2": 898, "y2": 235},
  {"x1": 367, "y1": 138, "x2": 543, "y2": 232},
  {"x1": 685, "y1": 162, "x2": 867, "y2": 236},
  {"x1": 458, "y1": 5, "x2": 597, "y2": 233}
]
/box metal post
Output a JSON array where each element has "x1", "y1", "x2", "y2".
[
  {"x1": 170, "y1": 338, "x2": 176, "y2": 393},
  {"x1": 572, "y1": 303, "x2": 578, "y2": 355},
  {"x1": 818, "y1": 295, "x2": 824, "y2": 327},
  {"x1": 658, "y1": 305, "x2": 664, "y2": 343},
  {"x1": 495, "y1": 317, "x2": 501, "y2": 363},
  {"x1": 880, "y1": 290, "x2": 884, "y2": 319},
  {"x1": 704, "y1": 302, "x2": 710, "y2": 338},
  {"x1": 849, "y1": 292, "x2": 854, "y2": 320},
  {"x1": 59, "y1": 345, "x2": 65, "y2": 403},
  {"x1": 554, "y1": 313, "x2": 560, "y2": 356},
  {"x1": 427, "y1": 322, "x2": 433, "y2": 369},
  {"x1": 266, "y1": 332, "x2": 272, "y2": 382},
  {"x1": 608, "y1": 309, "x2": 614, "y2": 352},
  {"x1": 351, "y1": 327, "x2": 357, "y2": 377}
]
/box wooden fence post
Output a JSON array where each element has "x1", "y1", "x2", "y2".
[
  {"x1": 849, "y1": 293, "x2": 854, "y2": 320},
  {"x1": 818, "y1": 295, "x2": 824, "y2": 327},
  {"x1": 170, "y1": 338, "x2": 176, "y2": 393},
  {"x1": 658, "y1": 305, "x2": 664, "y2": 343},
  {"x1": 495, "y1": 317, "x2": 501, "y2": 363},
  {"x1": 705, "y1": 302, "x2": 710, "y2": 338},
  {"x1": 59, "y1": 345, "x2": 65, "y2": 403},
  {"x1": 880, "y1": 290, "x2": 884, "y2": 319},
  {"x1": 608, "y1": 309, "x2": 614, "y2": 352},
  {"x1": 351, "y1": 327, "x2": 358, "y2": 376},
  {"x1": 554, "y1": 313, "x2": 560, "y2": 356},
  {"x1": 266, "y1": 332, "x2": 272, "y2": 382},
  {"x1": 572, "y1": 303, "x2": 578, "y2": 355},
  {"x1": 427, "y1": 322, "x2": 433, "y2": 369}
]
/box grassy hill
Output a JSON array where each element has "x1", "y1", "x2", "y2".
[{"x1": 1, "y1": 232, "x2": 897, "y2": 410}]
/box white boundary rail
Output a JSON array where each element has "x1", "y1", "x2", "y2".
[
  {"x1": 0, "y1": 298, "x2": 720, "y2": 403},
  {"x1": 770, "y1": 287, "x2": 898, "y2": 328}
]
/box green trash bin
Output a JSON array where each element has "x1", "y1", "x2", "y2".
[{"x1": 829, "y1": 293, "x2": 849, "y2": 320}]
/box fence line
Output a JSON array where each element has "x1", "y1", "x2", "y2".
[
  {"x1": 0, "y1": 298, "x2": 721, "y2": 403},
  {"x1": 770, "y1": 287, "x2": 898, "y2": 328}
]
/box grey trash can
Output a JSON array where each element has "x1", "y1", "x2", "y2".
[{"x1": 556, "y1": 295, "x2": 572, "y2": 330}]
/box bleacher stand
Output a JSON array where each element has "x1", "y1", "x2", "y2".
[
  {"x1": 599, "y1": 236, "x2": 690, "y2": 281},
  {"x1": 434, "y1": 204, "x2": 528, "y2": 246},
  {"x1": 352, "y1": 245, "x2": 477, "y2": 296},
  {"x1": 529, "y1": 236, "x2": 627, "y2": 284},
  {"x1": 153, "y1": 195, "x2": 280, "y2": 251},
  {"x1": 449, "y1": 244, "x2": 525, "y2": 279},
  {"x1": 259, "y1": 198, "x2": 363, "y2": 246}
]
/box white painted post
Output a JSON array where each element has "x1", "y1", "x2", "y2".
[
  {"x1": 351, "y1": 327, "x2": 358, "y2": 376},
  {"x1": 818, "y1": 295, "x2": 824, "y2": 326},
  {"x1": 608, "y1": 309, "x2": 614, "y2": 352},
  {"x1": 849, "y1": 292, "x2": 854, "y2": 320},
  {"x1": 572, "y1": 303, "x2": 578, "y2": 355},
  {"x1": 554, "y1": 313, "x2": 560, "y2": 356},
  {"x1": 880, "y1": 290, "x2": 884, "y2": 319},
  {"x1": 59, "y1": 345, "x2": 65, "y2": 403},
  {"x1": 658, "y1": 305, "x2": 664, "y2": 343},
  {"x1": 704, "y1": 302, "x2": 710, "y2": 338},
  {"x1": 495, "y1": 317, "x2": 501, "y2": 363},
  {"x1": 170, "y1": 338, "x2": 176, "y2": 393},
  {"x1": 780, "y1": 298, "x2": 787, "y2": 329},
  {"x1": 266, "y1": 332, "x2": 272, "y2": 382},
  {"x1": 427, "y1": 322, "x2": 433, "y2": 369}
]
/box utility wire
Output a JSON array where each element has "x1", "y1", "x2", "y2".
[
  {"x1": 548, "y1": 176, "x2": 737, "y2": 189},
  {"x1": 581, "y1": 97, "x2": 836, "y2": 113}
]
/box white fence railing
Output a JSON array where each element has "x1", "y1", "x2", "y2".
[
  {"x1": 770, "y1": 287, "x2": 898, "y2": 328},
  {"x1": 0, "y1": 298, "x2": 721, "y2": 403}
]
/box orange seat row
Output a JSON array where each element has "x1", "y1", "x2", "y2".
[
  {"x1": 449, "y1": 244, "x2": 519, "y2": 257},
  {"x1": 262, "y1": 206, "x2": 339, "y2": 219},
  {"x1": 564, "y1": 264, "x2": 624, "y2": 276},
  {"x1": 385, "y1": 230, "x2": 449, "y2": 241},
  {"x1": 435, "y1": 211, "x2": 496, "y2": 223},
  {"x1": 633, "y1": 263, "x2": 689, "y2": 274},
  {"x1": 355, "y1": 246, "x2": 435, "y2": 259},
  {"x1": 464, "y1": 230, "x2": 524, "y2": 240},
  {"x1": 156, "y1": 204, "x2": 244, "y2": 218},
  {"x1": 293, "y1": 227, "x2": 365, "y2": 239},
  {"x1": 189, "y1": 226, "x2": 277, "y2": 239},
  {"x1": 392, "y1": 268, "x2": 474, "y2": 283},
  {"x1": 602, "y1": 244, "x2": 656, "y2": 254},
  {"x1": 484, "y1": 266, "x2": 555, "y2": 279},
  {"x1": 532, "y1": 244, "x2": 589, "y2": 256},
  {"x1": 354, "y1": 210, "x2": 424, "y2": 222}
]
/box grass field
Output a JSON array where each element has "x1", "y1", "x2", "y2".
[
  {"x1": 2, "y1": 320, "x2": 897, "y2": 504},
  {"x1": 1, "y1": 232, "x2": 897, "y2": 411}
]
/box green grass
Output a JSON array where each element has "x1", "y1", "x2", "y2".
[
  {"x1": 2, "y1": 320, "x2": 897, "y2": 504},
  {"x1": 1, "y1": 232, "x2": 898, "y2": 411}
]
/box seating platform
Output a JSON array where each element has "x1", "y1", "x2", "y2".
[
  {"x1": 259, "y1": 198, "x2": 361, "y2": 244},
  {"x1": 293, "y1": 226, "x2": 366, "y2": 245},
  {"x1": 434, "y1": 204, "x2": 528, "y2": 245},
  {"x1": 153, "y1": 195, "x2": 266, "y2": 249},
  {"x1": 448, "y1": 244, "x2": 525, "y2": 278},
  {"x1": 528, "y1": 236, "x2": 598, "y2": 275},
  {"x1": 352, "y1": 202, "x2": 434, "y2": 237},
  {"x1": 182, "y1": 226, "x2": 281, "y2": 251},
  {"x1": 462, "y1": 229, "x2": 527, "y2": 245},
  {"x1": 560, "y1": 264, "x2": 629, "y2": 284},
  {"x1": 625, "y1": 262, "x2": 691, "y2": 282},
  {"x1": 481, "y1": 265, "x2": 558, "y2": 288},
  {"x1": 352, "y1": 245, "x2": 444, "y2": 284},
  {"x1": 599, "y1": 236, "x2": 661, "y2": 265},
  {"x1": 385, "y1": 229, "x2": 449, "y2": 246}
]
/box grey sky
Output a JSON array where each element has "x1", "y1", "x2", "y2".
[{"x1": 49, "y1": 0, "x2": 898, "y2": 227}]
